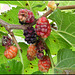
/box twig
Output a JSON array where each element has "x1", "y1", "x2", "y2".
[
  {"x1": 9, "y1": 31, "x2": 22, "y2": 52},
  {"x1": 41, "y1": 9, "x2": 53, "y2": 18},
  {"x1": 41, "y1": 5, "x2": 75, "y2": 17},
  {"x1": 58, "y1": 5, "x2": 75, "y2": 10}
]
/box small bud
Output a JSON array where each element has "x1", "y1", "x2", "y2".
[{"x1": 48, "y1": 1, "x2": 57, "y2": 11}]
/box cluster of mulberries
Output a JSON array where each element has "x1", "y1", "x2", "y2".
[
  {"x1": 27, "y1": 40, "x2": 45, "y2": 61},
  {"x1": 27, "y1": 40, "x2": 51, "y2": 72},
  {"x1": 2, "y1": 35, "x2": 18, "y2": 59},
  {"x1": 18, "y1": 9, "x2": 52, "y2": 72},
  {"x1": 18, "y1": 9, "x2": 51, "y2": 44},
  {"x1": 2, "y1": 8, "x2": 52, "y2": 73}
]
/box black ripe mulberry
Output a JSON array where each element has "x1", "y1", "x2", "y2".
[{"x1": 23, "y1": 27, "x2": 37, "y2": 44}]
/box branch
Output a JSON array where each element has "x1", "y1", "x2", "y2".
[
  {"x1": 58, "y1": 5, "x2": 75, "y2": 10},
  {"x1": 0, "y1": 18, "x2": 23, "y2": 53},
  {"x1": 41, "y1": 5, "x2": 75, "y2": 17},
  {"x1": 0, "y1": 5, "x2": 75, "y2": 30},
  {"x1": 0, "y1": 18, "x2": 37, "y2": 30}
]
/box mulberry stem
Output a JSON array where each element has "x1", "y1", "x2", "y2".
[{"x1": 9, "y1": 31, "x2": 24, "y2": 74}]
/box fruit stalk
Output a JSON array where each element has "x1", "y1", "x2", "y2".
[
  {"x1": 18, "y1": 49, "x2": 24, "y2": 74},
  {"x1": 8, "y1": 31, "x2": 24, "y2": 74},
  {"x1": 9, "y1": 31, "x2": 22, "y2": 52}
]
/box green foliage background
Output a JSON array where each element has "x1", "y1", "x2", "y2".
[{"x1": 0, "y1": 1, "x2": 75, "y2": 74}]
